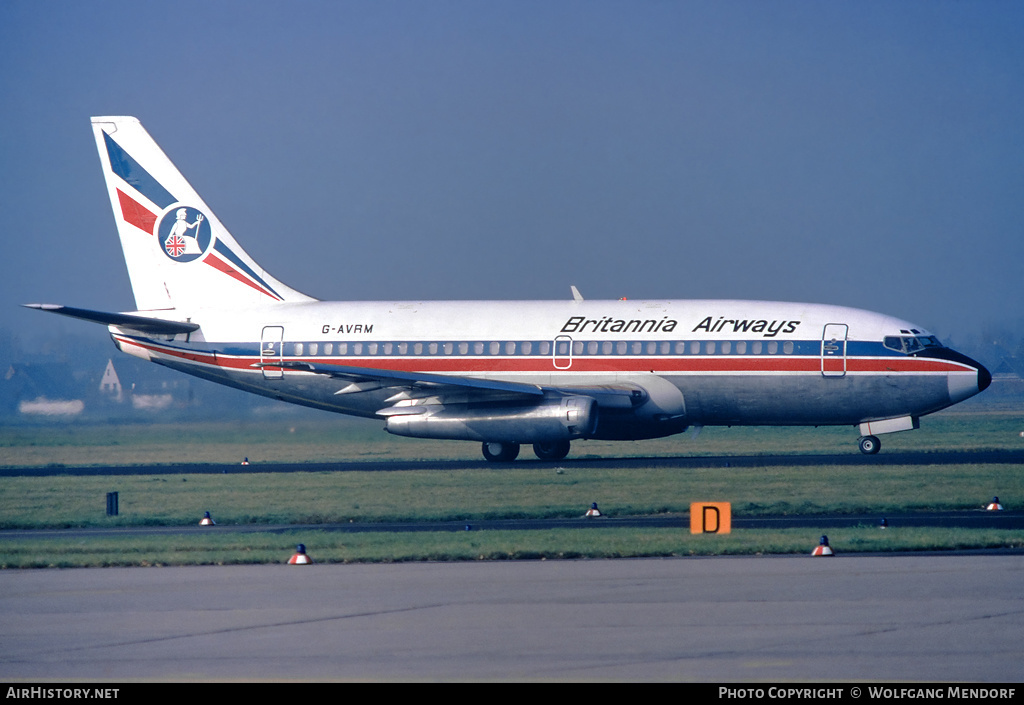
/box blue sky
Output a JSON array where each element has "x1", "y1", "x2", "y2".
[{"x1": 2, "y1": 1, "x2": 1022, "y2": 346}]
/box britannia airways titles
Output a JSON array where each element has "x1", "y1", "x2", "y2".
[{"x1": 561, "y1": 315, "x2": 801, "y2": 337}]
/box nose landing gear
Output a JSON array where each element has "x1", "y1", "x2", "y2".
[{"x1": 858, "y1": 435, "x2": 881, "y2": 455}]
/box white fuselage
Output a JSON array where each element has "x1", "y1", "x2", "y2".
[{"x1": 109, "y1": 297, "x2": 988, "y2": 443}]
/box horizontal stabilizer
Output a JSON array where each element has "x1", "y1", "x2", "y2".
[{"x1": 23, "y1": 304, "x2": 199, "y2": 335}]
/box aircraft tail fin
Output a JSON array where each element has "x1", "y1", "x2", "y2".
[{"x1": 91, "y1": 116, "x2": 314, "y2": 312}]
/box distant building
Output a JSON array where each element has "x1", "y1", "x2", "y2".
[
  {"x1": 992, "y1": 357, "x2": 1023, "y2": 379},
  {"x1": 17, "y1": 398, "x2": 85, "y2": 416},
  {"x1": 98, "y1": 359, "x2": 123, "y2": 402},
  {"x1": 4, "y1": 363, "x2": 86, "y2": 417},
  {"x1": 130, "y1": 385, "x2": 174, "y2": 411}
]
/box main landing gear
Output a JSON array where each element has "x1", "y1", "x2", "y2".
[
  {"x1": 858, "y1": 435, "x2": 881, "y2": 455},
  {"x1": 481, "y1": 441, "x2": 520, "y2": 462},
  {"x1": 481, "y1": 440, "x2": 572, "y2": 462},
  {"x1": 532, "y1": 439, "x2": 571, "y2": 461}
]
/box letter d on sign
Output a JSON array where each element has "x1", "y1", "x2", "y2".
[{"x1": 690, "y1": 502, "x2": 731, "y2": 534}]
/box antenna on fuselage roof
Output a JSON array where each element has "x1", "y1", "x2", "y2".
[{"x1": 571, "y1": 285, "x2": 584, "y2": 302}]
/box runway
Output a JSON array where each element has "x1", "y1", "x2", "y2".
[
  {"x1": 3, "y1": 448, "x2": 1024, "y2": 476},
  {"x1": 1, "y1": 555, "x2": 1022, "y2": 682}
]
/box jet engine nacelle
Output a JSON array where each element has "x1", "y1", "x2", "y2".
[{"x1": 383, "y1": 395, "x2": 598, "y2": 443}]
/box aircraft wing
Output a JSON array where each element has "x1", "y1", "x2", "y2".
[
  {"x1": 261, "y1": 360, "x2": 647, "y2": 410},
  {"x1": 24, "y1": 304, "x2": 200, "y2": 335},
  {"x1": 261, "y1": 360, "x2": 545, "y2": 398}
]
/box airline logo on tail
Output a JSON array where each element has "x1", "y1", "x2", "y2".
[
  {"x1": 158, "y1": 206, "x2": 211, "y2": 261},
  {"x1": 100, "y1": 128, "x2": 284, "y2": 300}
]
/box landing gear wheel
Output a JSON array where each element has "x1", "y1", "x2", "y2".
[
  {"x1": 482, "y1": 441, "x2": 520, "y2": 462},
  {"x1": 533, "y1": 439, "x2": 571, "y2": 461},
  {"x1": 858, "y1": 435, "x2": 881, "y2": 455}
]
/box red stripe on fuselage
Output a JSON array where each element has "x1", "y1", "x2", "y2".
[{"x1": 116, "y1": 189, "x2": 156, "y2": 234}]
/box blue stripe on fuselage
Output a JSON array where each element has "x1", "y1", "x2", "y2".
[{"x1": 136, "y1": 338, "x2": 916, "y2": 362}]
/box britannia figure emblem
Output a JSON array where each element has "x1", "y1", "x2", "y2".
[{"x1": 156, "y1": 206, "x2": 212, "y2": 262}]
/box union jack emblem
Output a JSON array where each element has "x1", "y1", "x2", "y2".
[{"x1": 165, "y1": 234, "x2": 187, "y2": 257}]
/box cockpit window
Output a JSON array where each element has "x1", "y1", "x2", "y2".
[{"x1": 884, "y1": 335, "x2": 942, "y2": 354}]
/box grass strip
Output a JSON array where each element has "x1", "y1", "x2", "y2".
[
  {"x1": 2, "y1": 461, "x2": 1021, "y2": 529},
  {"x1": 2, "y1": 527, "x2": 1022, "y2": 568}
]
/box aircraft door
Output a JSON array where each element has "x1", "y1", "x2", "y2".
[
  {"x1": 261, "y1": 326, "x2": 284, "y2": 379},
  {"x1": 821, "y1": 323, "x2": 848, "y2": 377},
  {"x1": 553, "y1": 335, "x2": 573, "y2": 370}
]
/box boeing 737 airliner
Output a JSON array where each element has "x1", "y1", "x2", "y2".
[{"x1": 27, "y1": 116, "x2": 991, "y2": 461}]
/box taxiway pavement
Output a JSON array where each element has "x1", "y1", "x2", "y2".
[{"x1": 1, "y1": 554, "x2": 1021, "y2": 682}]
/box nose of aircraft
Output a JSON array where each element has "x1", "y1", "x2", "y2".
[
  {"x1": 977, "y1": 359, "x2": 993, "y2": 392},
  {"x1": 958, "y1": 351, "x2": 993, "y2": 394},
  {"x1": 921, "y1": 347, "x2": 991, "y2": 402}
]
